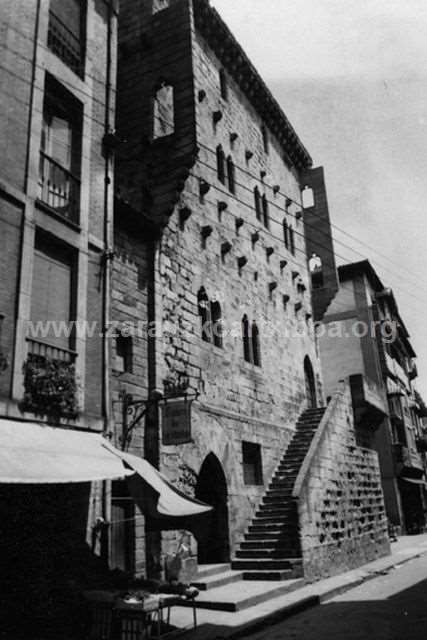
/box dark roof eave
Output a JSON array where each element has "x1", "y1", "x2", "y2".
[{"x1": 193, "y1": 0, "x2": 312, "y2": 170}]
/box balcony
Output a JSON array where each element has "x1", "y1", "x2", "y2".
[
  {"x1": 23, "y1": 339, "x2": 78, "y2": 421},
  {"x1": 350, "y1": 374, "x2": 388, "y2": 430},
  {"x1": 385, "y1": 352, "x2": 410, "y2": 390},
  {"x1": 38, "y1": 152, "x2": 80, "y2": 225},
  {"x1": 393, "y1": 442, "x2": 424, "y2": 474},
  {"x1": 48, "y1": 10, "x2": 84, "y2": 76}
]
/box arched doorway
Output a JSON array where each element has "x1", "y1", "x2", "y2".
[
  {"x1": 194, "y1": 453, "x2": 230, "y2": 564},
  {"x1": 304, "y1": 356, "x2": 317, "y2": 409}
]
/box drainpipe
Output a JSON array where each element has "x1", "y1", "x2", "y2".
[{"x1": 101, "y1": 0, "x2": 115, "y2": 563}]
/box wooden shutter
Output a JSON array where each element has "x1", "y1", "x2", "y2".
[{"x1": 30, "y1": 247, "x2": 72, "y2": 349}]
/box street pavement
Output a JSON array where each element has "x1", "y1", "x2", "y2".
[{"x1": 242, "y1": 553, "x2": 427, "y2": 640}]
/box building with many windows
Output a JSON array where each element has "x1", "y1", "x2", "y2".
[
  {"x1": 317, "y1": 260, "x2": 427, "y2": 534},
  {"x1": 0, "y1": 0, "x2": 119, "y2": 633}
]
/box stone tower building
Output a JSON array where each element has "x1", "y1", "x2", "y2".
[{"x1": 114, "y1": 0, "x2": 389, "y2": 583}]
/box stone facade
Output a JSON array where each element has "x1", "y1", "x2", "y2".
[
  {"x1": 296, "y1": 381, "x2": 390, "y2": 579},
  {"x1": 116, "y1": 0, "x2": 326, "y2": 573}
]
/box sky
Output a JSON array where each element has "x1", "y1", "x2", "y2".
[{"x1": 210, "y1": 0, "x2": 427, "y2": 395}]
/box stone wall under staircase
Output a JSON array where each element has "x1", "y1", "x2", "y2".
[{"x1": 232, "y1": 379, "x2": 390, "y2": 582}]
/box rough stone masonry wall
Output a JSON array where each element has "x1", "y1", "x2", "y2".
[
  {"x1": 155, "y1": 19, "x2": 324, "y2": 558},
  {"x1": 297, "y1": 381, "x2": 390, "y2": 580}
]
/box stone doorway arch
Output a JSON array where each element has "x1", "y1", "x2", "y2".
[{"x1": 194, "y1": 453, "x2": 230, "y2": 564}]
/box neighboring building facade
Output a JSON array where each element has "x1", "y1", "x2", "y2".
[
  {"x1": 115, "y1": 0, "x2": 389, "y2": 581},
  {"x1": 0, "y1": 0, "x2": 118, "y2": 633},
  {"x1": 317, "y1": 260, "x2": 426, "y2": 533}
]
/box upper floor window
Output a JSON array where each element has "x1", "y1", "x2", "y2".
[
  {"x1": 30, "y1": 231, "x2": 76, "y2": 355},
  {"x1": 115, "y1": 335, "x2": 133, "y2": 374},
  {"x1": 289, "y1": 224, "x2": 295, "y2": 255},
  {"x1": 216, "y1": 145, "x2": 226, "y2": 184},
  {"x1": 39, "y1": 75, "x2": 82, "y2": 224},
  {"x1": 153, "y1": 81, "x2": 175, "y2": 139},
  {"x1": 48, "y1": 0, "x2": 85, "y2": 76},
  {"x1": 197, "y1": 288, "x2": 223, "y2": 348},
  {"x1": 219, "y1": 69, "x2": 228, "y2": 101},
  {"x1": 242, "y1": 441, "x2": 263, "y2": 485},
  {"x1": 254, "y1": 187, "x2": 262, "y2": 221},
  {"x1": 261, "y1": 124, "x2": 269, "y2": 154},
  {"x1": 262, "y1": 194, "x2": 269, "y2": 229},
  {"x1": 283, "y1": 219, "x2": 289, "y2": 249},
  {"x1": 242, "y1": 316, "x2": 261, "y2": 366},
  {"x1": 227, "y1": 156, "x2": 236, "y2": 194}
]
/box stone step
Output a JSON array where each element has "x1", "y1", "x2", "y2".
[
  {"x1": 191, "y1": 569, "x2": 244, "y2": 591},
  {"x1": 248, "y1": 522, "x2": 288, "y2": 532},
  {"x1": 195, "y1": 563, "x2": 231, "y2": 580},
  {"x1": 176, "y1": 575, "x2": 305, "y2": 611},
  {"x1": 252, "y1": 515, "x2": 297, "y2": 524},
  {"x1": 231, "y1": 558, "x2": 303, "y2": 571},
  {"x1": 236, "y1": 548, "x2": 300, "y2": 559},
  {"x1": 244, "y1": 531, "x2": 288, "y2": 540},
  {"x1": 256, "y1": 508, "x2": 296, "y2": 518},
  {"x1": 242, "y1": 571, "x2": 304, "y2": 582},
  {"x1": 240, "y1": 541, "x2": 301, "y2": 555}
]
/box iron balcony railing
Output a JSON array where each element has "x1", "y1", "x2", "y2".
[
  {"x1": 27, "y1": 338, "x2": 77, "y2": 365},
  {"x1": 38, "y1": 151, "x2": 80, "y2": 224},
  {"x1": 47, "y1": 10, "x2": 84, "y2": 76}
]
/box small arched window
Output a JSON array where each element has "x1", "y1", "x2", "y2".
[
  {"x1": 283, "y1": 219, "x2": 289, "y2": 249},
  {"x1": 211, "y1": 300, "x2": 223, "y2": 348},
  {"x1": 216, "y1": 145, "x2": 225, "y2": 184},
  {"x1": 219, "y1": 69, "x2": 228, "y2": 100},
  {"x1": 227, "y1": 156, "x2": 235, "y2": 194},
  {"x1": 261, "y1": 124, "x2": 269, "y2": 154},
  {"x1": 198, "y1": 287, "x2": 212, "y2": 343},
  {"x1": 252, "y1": 322, "x2": 261, "y2": 367},
  {"x1": 289, "y1": 225, "x2": 295, "y2": 255},
  {"x1": 262, "y1": 194, "x2": 269, "y2": 228},
  {"x1": 242, "y1": 315, "x2": 251, "y2": 362},
  {"x1": 254, "y1": 187, "x2": 262, "y2": 220},
  {"x1": 153, "y1": 81, "x2": 174, "y2": 139}
]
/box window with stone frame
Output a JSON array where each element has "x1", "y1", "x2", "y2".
[
  {"x1": 39, "y1": 74, "x2": 83, "y2": 224},
  {"x1": 242, "y1": 316, "x2": 261, "y2": 366},
  {"x1": 115, "y1": 335, "x2": 133, "y2": 373},
  {"x1": 283, "y1": 218, "x2": 289, "y2": 249},
  {"x1": 261, "y1": 124, "x2": 269, "y2": 154},
  {"x1": 254, "y1": 187, "x2": 262, "y2": 221},
  {"x1": 48, "y1": 0, "x2": 86, "y2": 76},
  {"x1": 242, "y1": 441, "x2": 263, "y2": 485},
  {"x1": 198, "y1": 288, "x2": 223, "y2": 348},
  {"x1": 153, "y1": 81, "x2": 175, "y2": 139},
  {"x1": 216, "y1": 145, "x2": 226, "y2": 184},
  {"x1": 227, "y1": 156, "x2": 236, "y2": 194},
  {"x1": 219, "y1": 68, "x2": 228, "y2": 101},
  {"x1": 289, "y1": 224, "x2": 295, "y2": 255},
  {"x1": 262, "y1": 194, "x2": 269, "y2": 229}
]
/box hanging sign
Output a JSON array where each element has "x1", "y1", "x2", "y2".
[{"x1": 162, "y1": 398, "x2": 192, "y2": 445}]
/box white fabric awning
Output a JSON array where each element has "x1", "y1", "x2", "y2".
[
  {"x1": 0, "y1": 419, "x2": 132, "y2": 483},
  {"x1": 0, "y1": 419, "x2": 212, "y2": 520}
]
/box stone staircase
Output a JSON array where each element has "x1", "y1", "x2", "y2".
[{"x1": 231, "y1": 407, "x2": 326, "y2": 580}]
